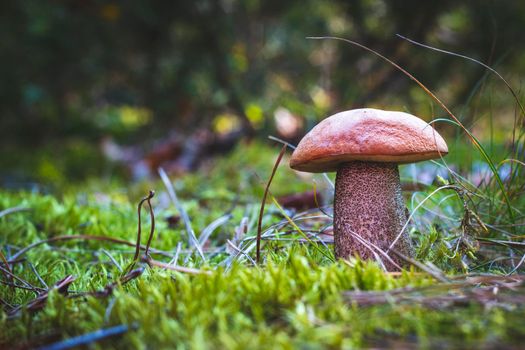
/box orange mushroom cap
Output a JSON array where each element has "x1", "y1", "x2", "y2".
[{"x1": 290, "y1": 108, "x2": 448, "y2": 173}]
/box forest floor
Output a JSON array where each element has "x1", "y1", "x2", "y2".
[{"x1": 1, "y1": 140, "x2": 525, "y2": 349}]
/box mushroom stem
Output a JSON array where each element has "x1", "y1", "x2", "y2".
[{"x1": 334, "y1": 161, "x2": 412, "y2": 270}]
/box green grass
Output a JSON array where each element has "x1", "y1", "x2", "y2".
[
  {"x1": 3, "y1": 33, "x2": 525, "y2": 349},
  {"x1": 1, "y1": 138, "x2": 525, "y2": 349},
  {"x1": 4, "y1": 257, "x2": 523, "y2": 349}
]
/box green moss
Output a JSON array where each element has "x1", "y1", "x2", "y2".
[
  {"x1": 2, "y1": 258, "x2": 524, "y2": 349},
  {"x1": 1, "y1": 141, "x2": 525, "y2": 348}
]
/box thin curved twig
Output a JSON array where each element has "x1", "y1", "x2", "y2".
[
  {"x1": 256, "y1": 144, "x2": 287, "y2": 263},
  {"x1": 133, "y1": 190, "x2": 155, "y2": 261}
]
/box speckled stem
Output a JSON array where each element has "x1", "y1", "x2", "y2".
[{"x1": 334, "y1": 161, "x2": 412, "y2": 270}]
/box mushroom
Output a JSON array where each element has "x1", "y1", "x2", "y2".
[{"x1": 289, "y1": 108, "x2": 448, "y2": 270}]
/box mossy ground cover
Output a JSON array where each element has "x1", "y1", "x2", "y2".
[{"x1": 1, "y1": 141, "x2": 525, "y2": 349}]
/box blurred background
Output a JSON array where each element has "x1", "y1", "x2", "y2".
[{"x1": 1, "y1": 0, "x2": 524, "y2": 186}]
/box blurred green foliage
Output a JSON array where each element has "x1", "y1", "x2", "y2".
[
  {"x1": 2, "y1": 0, "x2": 525, "y2": 148},
  {"x1": 1, "y1": 0, "x2": 524, "y2": 191}
]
